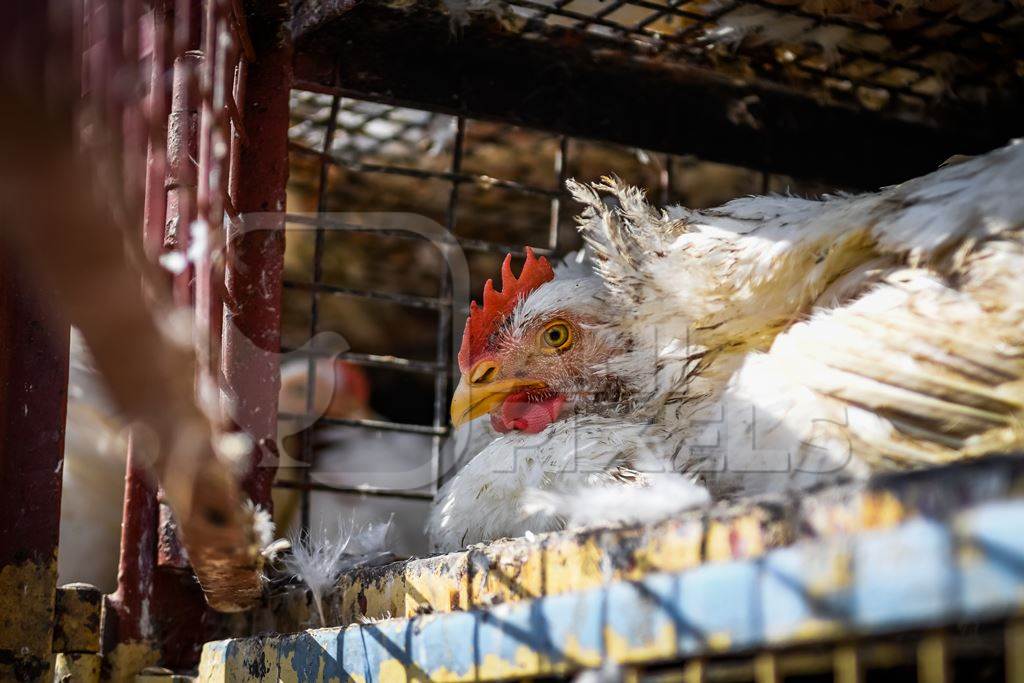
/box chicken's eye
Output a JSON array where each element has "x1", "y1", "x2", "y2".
[{"x1": 541, "y1": 321, "x2": 572, "y2": 351}]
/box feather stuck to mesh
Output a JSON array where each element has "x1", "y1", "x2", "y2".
[
  {"x1": 458, "y1": 247, "x2": 554, "y2": 372},
  {"x1": 282, "y1": 515, "x2": 395, "y2": 626}
]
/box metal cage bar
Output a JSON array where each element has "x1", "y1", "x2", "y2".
[{"x1": 0, "y1": 253, "x2": 71, "y2": 682}]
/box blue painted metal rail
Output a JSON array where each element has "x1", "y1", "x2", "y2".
[{"x1": 200, "y1": 498, "x2": 1024, "y2": 681}]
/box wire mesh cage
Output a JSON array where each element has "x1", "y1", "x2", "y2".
[
  {"x1": 3, "y1": 0, "x2": 1024, "y2": 681},
  {"x1": 503, "y1": 0, "x2": 1024, "y2": 116}
]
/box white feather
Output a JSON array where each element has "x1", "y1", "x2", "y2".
[{"x1": 282, "y1": 515, "x2": 394, "y2": 626}]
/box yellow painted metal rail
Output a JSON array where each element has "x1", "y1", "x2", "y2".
[{"x1": 201, "y1": 496, "x2": 1024, "y2": 681}]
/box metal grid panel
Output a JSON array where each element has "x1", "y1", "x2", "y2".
[{"x1": 504, "y1": 0, "x2": 1024, "y2": 117}]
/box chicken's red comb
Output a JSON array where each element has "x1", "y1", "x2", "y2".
[{"x1": 458, "y1": 247, "x2": 554, "y2": 372}]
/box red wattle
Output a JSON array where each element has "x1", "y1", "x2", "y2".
[{"x1": 490, "y1": 392, "x2": 565, "y2": 434}]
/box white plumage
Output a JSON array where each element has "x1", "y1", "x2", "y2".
[
  {"x1": 429, "y1": 415, "x2": 709, "y2": 550},
  {"x1": 574, "y1": 140, "x2": 1024, "y2": 496},
  {"x1": 429, "y1": 141, "x2": 1024, "y2": 551}
]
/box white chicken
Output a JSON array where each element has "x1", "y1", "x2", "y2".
[{"x1": 428, "y1": 141, "x2": 1024, "y2": 551}]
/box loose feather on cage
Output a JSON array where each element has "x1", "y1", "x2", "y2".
[{"x1": 280, "y1": 515, "x2": 396, "y2": 626}]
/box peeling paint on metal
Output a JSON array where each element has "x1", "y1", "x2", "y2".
[
  {"x1": 403, "y1": 552, "x2": 471, "y2": 617},
  {"x1": 104, "y1": 641, "x2": 161, "y2": 683},
  {"x1": 339, "y1": 563, "x2": 406, "y2": 624},
  {"x1": 201, "y1": 498, "x2": 1024, "y2": 682},
  {"x1": 469, "y1": 538, "x2": 543, "y2": 607},
  {"x1": 0, "y1": 556, "x2": 58, "y2": 681},
  {"x1": 544, "y1": 532, "x2": 606, "y2": 595},
  {"x1": 237, "y1": 458, "x2": 1024, "y2": 637},
  {"x1": 52, "y1": 583, "x2": 102, "y2": 654}
]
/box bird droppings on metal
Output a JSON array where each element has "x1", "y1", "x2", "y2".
[{"x1": 200, "y1": 497, "x2": 1024, "y2": 682}]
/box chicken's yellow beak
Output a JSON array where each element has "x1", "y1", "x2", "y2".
[{"x1": 450, "y1": 360, "x2": 545, "y2": 428}]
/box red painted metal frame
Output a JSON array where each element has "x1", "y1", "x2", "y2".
[
  {"x1": 79, "y1": 0, "x2": 287, "y2": 669},
  {"x1": 0, "y1": 0, "x2": 288, "y2": 672},
  {"x1": 225, "y1": 4, "x2": 291, "y2": 504},
  {"x1": 105, "y1": 0, "x2": 194, "y2": 662},
  {"x1": 0, "y1": 253, "x2": 71, "y2": 681},
  {"x1": 103, "y1": 0, "x2": 290, "y2": 668}
]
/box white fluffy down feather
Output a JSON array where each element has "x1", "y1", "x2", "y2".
[{"x1": 282, "y1": 515, "x2": 394, "y2": 626}]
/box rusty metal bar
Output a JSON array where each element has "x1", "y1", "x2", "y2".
[
  {"x1": 227, "y1": 0, "x2": 256, "y2": 61},
  {"x1": 228, "y1": 59, "x2": 247, "y2": 199},
  {"x1": 0, "y1": 251, "x2": 71, "y2": 683},
  {"x1": 166, "y1": 47, "x2": 202, "y2": 306},
  {"x1": 103, "y1": 431, "x2": 160, "y2": 673},
  {"x1": 223, "y1": 0, "x2": 292, "y2": 506},
  {"x1": 194, "y1": 0, "x2": 224, "y2": 415},
  {"x1": 107, "y1": 3, "x2": 211, "y2": 674},
  {"x1": 143, "y1": 0, "x2": 173, "y2": 263},
  {"x1": 149, "y1": 2, "x2": 206, "y2": 662}
]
